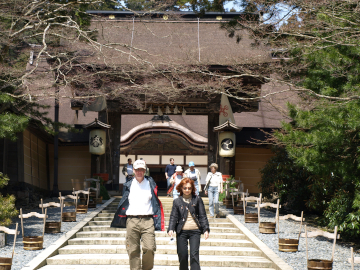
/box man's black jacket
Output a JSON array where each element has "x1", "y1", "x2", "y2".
[
  {"x1": 110, "y1": 177, "x2": 163, "y2": 231},
  {"x1": 167, "y1": 195, "x2": 210, "y2": 234}
]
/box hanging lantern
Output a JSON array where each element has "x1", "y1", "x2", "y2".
[
  {"x1": 219, "y1": 131, "x2": 236, "y2": 157},
  {"x1": 214, "y1": 94, "x2": 241, "y2": 158},
  {"x1": 89, "y1": 129, "x2": 106, "y2": 155},
  {"x1": 84, "y1": 118, "x2": 111, "y2": 156}
]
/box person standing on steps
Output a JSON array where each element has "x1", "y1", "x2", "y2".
[
  {"x1": 184, "y1": 161, "x2": 201, "y2": 195},
  {"x1": 204, "y1": 163, "x2": 223, "y2": 218},
  {"x1": 165, "y1": 158, "x2": 176, "y2": 197},
  {"x1": 168, "y1": 178, "x2": 210, "y2": 270},
  {"x1": 111, "y1": 159, "x2": 163, "y2": 270},
  {"x1": 122, "y1": 158, "x2": 134, "y2": 182},
  {"x1": 170, "y1": 166, "x2": 185, "y2": 200}
]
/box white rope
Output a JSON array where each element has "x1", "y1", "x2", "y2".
[
  {"x1": 128, "y1": 17, "x2": 135, "y2": 62},
  {"x1": 197, "y1": 18, "x2": 201, "y2": 62}
]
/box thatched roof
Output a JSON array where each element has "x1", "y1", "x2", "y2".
[{"x1": 62, "y1": 11, "x2": 271, "y2": 66}]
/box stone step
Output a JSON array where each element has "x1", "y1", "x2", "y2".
[
  {"x1": 88, "y1": 220, "x2": 235, "y2": 227},
  {"x1": 76, "y1": 231, "x2": 246, "y2": 240},
  {"x1": 40, "y1": 266, "x2": 275, "y2": 270},
  {"x1": 103, "y1": 207, "x2": 212, "y2": 212},
  {"x1": 101, "y1": 210, "x2": 215, "y2": 214},
  {"x1": 59, "y1": 244, "x2": 261, "y2": 256},
  {"x1": 82, "y1": 225, "x2": 240, "y2": 233},
  {"x1": 93, "y1": 216, "x2": 232, "y2": 224},
  {"x1": 96, "y1": 213, "x2": 216, "y2": 218},
  {"x1": 68, "y1": 237, "x2": 254, "y2": 247},
  {"x1": 47, "y1": 254, "x2": 272, "y2": 268}
]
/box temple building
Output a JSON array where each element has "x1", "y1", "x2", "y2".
[{"x1": 0, "y1": 11, "x2": 296, "y2": 195}]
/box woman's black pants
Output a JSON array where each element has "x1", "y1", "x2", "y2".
[{"x1": 176, "y1": 229, "x2": 201, "y2": 270}]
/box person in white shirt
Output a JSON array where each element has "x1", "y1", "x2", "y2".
[
  {"x1": 170, "y1": 166, "x2": 185, "y2": 200},
  {"x1": 184, "y1": 161, "x2": 202, "y2": 195},
  {"x1": 111, "y1": 159, "x2": 163, "y2": 270},
  {"x1": 204, "y1": 163, "x2": 223, "y2": 218}
]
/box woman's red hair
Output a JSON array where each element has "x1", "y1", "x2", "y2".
[{"x1": 176, "y1": 178, "x2": 196, "y2": 196}]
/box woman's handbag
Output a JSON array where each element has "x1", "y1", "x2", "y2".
[
  {"x1": 204, "y1": 175, "x2": 213, "y2": 192},
  {"x1": 167, "y1": 183, "x2": 175, "y2": 195}
]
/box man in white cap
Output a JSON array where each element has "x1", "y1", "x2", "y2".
[{"x1": 111, "y1": 159, "x2": 163, "y2": 270}]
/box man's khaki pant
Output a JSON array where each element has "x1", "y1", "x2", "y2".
[{"x1": 126, "y1": 217, "x2": 156, "y2": 270}]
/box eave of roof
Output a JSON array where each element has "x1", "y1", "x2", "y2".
[
  {"x1": 121, "y1": 119, "x2": 208, "y2": 145},
  {"x1": 86, "y1": 10, "x2": 257, "y2": 19}
]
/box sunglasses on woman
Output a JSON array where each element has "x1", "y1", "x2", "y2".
[{"x1": 183, "y1": 187, "x2": 192, "y2": 190}]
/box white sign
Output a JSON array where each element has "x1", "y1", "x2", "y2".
[{"x1": 219, "y1": 94, "x2": 236, "y2": 125}]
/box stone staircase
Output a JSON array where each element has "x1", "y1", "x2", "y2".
[{"x1": 38, "y1": 196, "x2": 276, "y2": 270}]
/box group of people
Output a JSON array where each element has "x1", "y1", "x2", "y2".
[
  {"x1": 116, "y1": 157, "x2": 224, "y2": 270},
  {"x1": 166, "y1": 160, "x2": 201, "y2": 198},
  {"x1": 165, "y1": 158, "x2": 223, "y2": 218}
]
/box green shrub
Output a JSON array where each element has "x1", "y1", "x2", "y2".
[
  {"x1": 92, "y1": 176, "x2": 110, "y2": 200},
  {"x1": 218, "y1": 175, "x2": 237, "y2": 202},
  {"x1": 0, "y1": 173, "x2": 18, "y2": 226},
  {"x1": 100, "y1": 185, "x2": 110, "y2": 200},
  {"x1": 259, "y1": 147, "x2": 312, "y2": 212}
]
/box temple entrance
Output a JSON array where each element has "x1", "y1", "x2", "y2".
[
  {"x1": 119, "y1": 115, "x2": 210, "y2": 191},
  {"x1": 149, "y1": 167, "x2": 167, "y2": 190}
]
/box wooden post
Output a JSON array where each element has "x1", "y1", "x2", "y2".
[
  {"x1": 12, "y1": 223, "x2": 18, "y2": 258},
  {"x1": 53, "y1": 87, "x2": 59, "y2": 196},
  {"x1": 60, "y1": 197, "x2": 63, "y2": 226},
  {"x1": 108, "y1": 111, "x2": 121, "y2": 190},
  {"x1": 20, "y1": 208, "x2": 24, "y2": 237},
  {"x1": 98, "y1": 111, "x2": 107, "y2": 175},
  {"x1": 17, "y1": 132, "x2": 24, "y2": 184},
  {"x1": 42, "y1": 208, "x2": 47, "y2": 237},
  {"x1": 305, "y1": 225, "x2": 308, "y2": 261},
  {"x1": 0, "y1": 232, "x2": 5, "y2": 248},
  {"x1": 207, "y1": 112, "x2": 220, "y2": 170},
  {"x1": 331, "y1": 226, "x2": 338, "y2": 262}
]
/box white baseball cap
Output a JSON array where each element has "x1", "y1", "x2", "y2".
[
  {"x1": 175, "y1": 166, "x2": 183, "y2": 172},
  {"x1": 133, "y1": 159, "x2": 146, "y2": 170}
]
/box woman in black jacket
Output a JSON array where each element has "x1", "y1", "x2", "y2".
[{"x1": 168, "y1": 178, "x2": 210, "y2": 270}]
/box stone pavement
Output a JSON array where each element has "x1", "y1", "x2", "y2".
[{"x1": 35, "y1": 196, "x2": 277, "y2": 270}]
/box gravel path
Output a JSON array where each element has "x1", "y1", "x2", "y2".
[
  {"x1": 0, "y1": 198, "x2": 109, "y2": 270},
  {"x1": 220, "y1": 203, "x2": 356, "y2": 270}
]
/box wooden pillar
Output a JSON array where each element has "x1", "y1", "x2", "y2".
[
  {"x1": 207, "y1": 112, "x2": 220, "y2": 171},
  {"x1": 108, "y1": 111, "x2": 121, "y2": 190},
  {"x1": 220, "y1": 156, "x2": 235, "y2": 177},
  {"x1": 53, "y1": 88, "x2": 59, "y2": 195},
  {"x1": 98, "y1": 111, "x2": 107, "y2": 175},
  {"x1": 17, "y1": 132, "x2": 24, "y2": 184}
]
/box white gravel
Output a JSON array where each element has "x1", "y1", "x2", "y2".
[
  {"x1": 0, "y1": 199, "x2": 109, "y2": 270},
  {"x1": 220, "y1": 203, "x2": 357, "y2": 270}
]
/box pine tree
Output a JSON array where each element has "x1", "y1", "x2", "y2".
[{"x1": 222, "y1": 0, "x2": 360, "y2": 238}]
